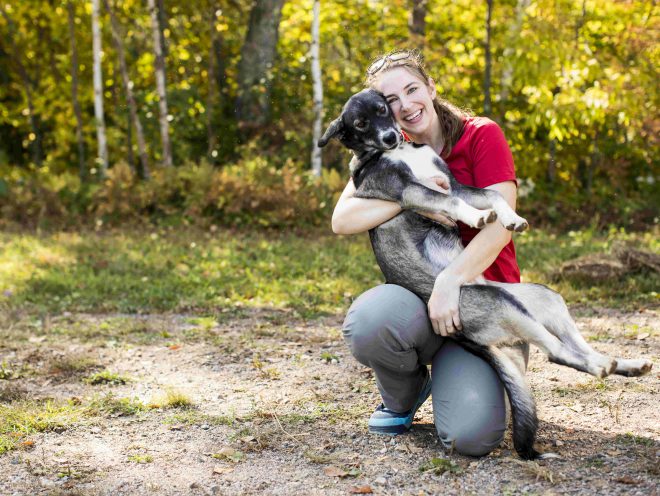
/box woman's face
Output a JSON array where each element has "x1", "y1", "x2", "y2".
[{"x1": 372, "y1": 66, "x2": 438, "y2": 139}]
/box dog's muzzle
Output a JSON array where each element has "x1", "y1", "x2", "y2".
[{"x1": 381, "y1": 130, "x2": 401, "y2": 149}]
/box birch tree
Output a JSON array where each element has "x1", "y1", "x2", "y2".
[
  {"x1": 103, "y1": 0, "x2": 150, "y2": 179},
  {"x1": 91, "y1": 0, "x2": 108, "y2": 176},
  {"x1": 67, "y1": 1, "x2": 86, "y2": 179},
  {"x1": 148, "y1": 0, "x2": 172, "y2": 167},
  {"x1": 310, "y1": 0, "x2": 323, "y2": 176}
]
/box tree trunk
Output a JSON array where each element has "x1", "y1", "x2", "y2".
[
  {"x1": 148, "y1": 0, "x2": 172, "y2": 167},
  {"x1": 91, "y1": 0, "x2": 109, "y2": 176},
  {"x1": 206, "y1": 7, "x2": 218, "y2": 162},
  {"x1": 408, "y1": 0, "x2": 426, "y2": 47},
  {"x1": 157, "y1": 0, "x2": 169, "y2": 57},
  {"x1": 235, "y1": 0, "x2": 286, "y2": 136},
  {"x1": 484, "y1": 0, "x2": 493, "y2": 116},
  {"x1": 103, "y1": 0, "x2": 150, "y2": 179},
  {"x1": 547, "y1": 138, "x2": 557, "y2": 185},
  {"x1": 67, "y1": 1, "x2": 86, "y2": 180},
  {"x1": 0, "y1": 8, "x2": 44, "y2": 167},
  {"x1": 500, "y1": 0, "x2": 529, "y2": 108},
  {"x1": 310, "y1": 0, "x2": 323, "y2": 176}
]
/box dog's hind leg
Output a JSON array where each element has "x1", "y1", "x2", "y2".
[
  {"x1": 493, "y1": 284, "x2": 620, "y2": 377},
  {"x1": 517, "y1": 287, "x2": 652, "y2": 377}
]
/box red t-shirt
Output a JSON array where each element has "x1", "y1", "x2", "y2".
[{"x1": 443, "y1": 116, "x2": 521, "y2": 283}]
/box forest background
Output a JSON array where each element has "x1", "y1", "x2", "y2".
[{"x1": 0, "y1": 0, "x2": 657, "y2": 230}]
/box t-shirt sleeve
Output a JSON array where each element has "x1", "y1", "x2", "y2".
[{"x1": 469, "y1": 120, "x2": 517, "y2": 189}]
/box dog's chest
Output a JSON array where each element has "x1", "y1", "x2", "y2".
[{"x1": 384, "y1": 144, "x2": 449, "y2": 186}]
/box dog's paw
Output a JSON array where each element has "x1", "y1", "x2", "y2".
[
  {"x1": 474, "y1": 210, "x2": 497, "y2": 228},
  {"x1": 504, "y1": 216, "x2": 529, "y2": 232},
  {"x1": 614, "y1": 358, "x2": 653, "y2": 377}
]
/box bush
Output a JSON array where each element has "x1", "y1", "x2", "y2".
[{"x1": 0, "y1": 158, "x2": 346, "y2": 229}]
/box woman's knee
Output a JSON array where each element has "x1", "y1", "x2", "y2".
[
  {"x1": 342, "y1": 284, "x2": 431, "y2": 364},
  {"x1": 432, "y1": 340, "x2": 507, "y2": 456}
]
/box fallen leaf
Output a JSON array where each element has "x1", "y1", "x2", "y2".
[
  {"x1": 615, "y1": 476, "x2": 639, "y2": 485},
  {"x1": 636, "y1": 333, "x2": 650, "y2": 340},
  {"x1": 323, "y1": 466, "x2": 348, "y2": 477},
  {"x1": 211, "y1": 447, "x2": 244, "y2": 462},
  {"x1": 20, "y1": 440, "x2": 35, "y2": 449},
  {"x1": 212, "y1": 465, "x2": 234, "y2": 475},
  {"x1": 168, "y1": 344, "x2": 182, "y2": 351},
  {"x1": 169, "y1": 424, "x2": 184, "y2": 431},
  {"x1": 349, "y1": 485, "x2": 373, "y2": 494}
]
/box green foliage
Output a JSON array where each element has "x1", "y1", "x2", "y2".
[{"x1": 0, "y1": 0, "x2": 656, "y2": 226}]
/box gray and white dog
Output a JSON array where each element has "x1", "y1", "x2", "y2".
[{"x1": 319, "y1": 89, "x2": 653, "y2": 460}]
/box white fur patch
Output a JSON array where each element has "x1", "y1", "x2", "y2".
[{"x1": 384, "y1": 143, "x2": 449, "y2": 185}]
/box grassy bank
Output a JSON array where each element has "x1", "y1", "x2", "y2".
[{"x1": 1, "y1": 225, "x2": 657, "y2": 317}]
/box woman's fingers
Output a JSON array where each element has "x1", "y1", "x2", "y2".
[{"x1": 452, "y1": 311, "x2": 462, "y2": 332}]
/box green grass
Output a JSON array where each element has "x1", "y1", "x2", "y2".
[
  {"x1": 0, "y1": 399, "x2": 87, "y2": 454},
  {"x1": 84, "y1": 370, "x2": 130, "y2": 385},
  {"x1": 0, "y1": 226, "x2": 657, "y2": 317}
]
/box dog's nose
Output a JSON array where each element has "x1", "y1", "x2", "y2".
[{"x1": 382, "y1": 131, "x2": 398, "y2": 147}]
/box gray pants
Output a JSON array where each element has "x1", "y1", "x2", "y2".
[{"x1": 343, "y1": 284, "x2": 529, "y2": 457}]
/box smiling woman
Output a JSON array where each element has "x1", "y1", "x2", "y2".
[{"x1": 333, "y1": 49, "x2": 528, "y2": 456}]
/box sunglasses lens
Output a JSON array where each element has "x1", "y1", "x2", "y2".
[
  {"x1": 367, "y1": 58, "x2": 385, "y2": 75},
  {"x1": 390, "y1": 51, "x2": 410, "y2": 62},
  {"x1": 367, "y1": 51, "x2": 413, "y2": 75}
]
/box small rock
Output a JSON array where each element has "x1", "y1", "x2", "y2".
[
  {"x1": 373, "y1": 477, "x2": 387, "y2": 485},
  {"x1": 91, "y1": 427, "x2": 101, "y2": 434},
  {"x1": 378, "y1": 447, "x2": 387, "y2": 454},
  {"x1": 201, "y1": 424, "x2": 210, "y2": 430}
]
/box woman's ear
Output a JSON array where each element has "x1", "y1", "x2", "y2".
[{"x1": 427, "y1": 77, "x2": 437, "y2": 99}]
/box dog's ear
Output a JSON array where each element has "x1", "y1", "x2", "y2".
[{"x1": 318, "y1": 117, "x2": 343, "y2": 147}]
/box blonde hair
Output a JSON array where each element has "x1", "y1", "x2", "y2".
[{"x1": 365, "y1": 50, "x2": 467, "y2": 157}]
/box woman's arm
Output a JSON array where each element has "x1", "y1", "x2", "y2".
[
  {"x1": 332, "y1": 177, "x2": 455, "y2": 235},
  {"x1": 427, "y1": 180, "x2": 517, "y2": 336},
  {"x1": 331, "y1": 178, "x2": 403, "y2": 235}
]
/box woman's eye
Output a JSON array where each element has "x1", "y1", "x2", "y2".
[{"x1": 407, "y1": 86, "x2": 417, "y2": 94}]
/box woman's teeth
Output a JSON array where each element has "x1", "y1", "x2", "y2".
[{"x1": 404, "y1": 109, "x2": 422, "y2": 122}]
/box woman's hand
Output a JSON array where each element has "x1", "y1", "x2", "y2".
[
  {"x1": 428, "y1": 272, "x2": 462, "y2": 336},
  {"x1": 415, "y1": 176, "x2": 457, "y2": 227}
]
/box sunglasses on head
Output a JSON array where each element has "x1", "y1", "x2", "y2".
[{"x1": 366, "y1": 50, "x2": 414, "y2": 76}]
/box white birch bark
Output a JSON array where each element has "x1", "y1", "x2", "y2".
[
  {"x1": 310, "y1": 0, "x2": 323, "y2": 177},
  {"x1": 103, "y1": 0, "x2": 150, "y2": 179},
  {"x1": 148, "y1": 0, "x2": 172, "y2": 167},
  {"x1": 91, "y1": 0, "x2": 108, "y2": 176}
]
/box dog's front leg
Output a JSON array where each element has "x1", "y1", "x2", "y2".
[
  {"x1": 451, "y1": 184, "x2": 528, "y2": 232},
  {"x1": 400, "y1": 183, "x2": 497, "y2": 229}
]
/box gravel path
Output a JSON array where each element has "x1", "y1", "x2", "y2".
[{"x1": 0, "y1": 307, "x2": 657, "y2": 495}]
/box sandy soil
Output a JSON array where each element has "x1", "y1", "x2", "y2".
[{"x1": 0, "y1": 306, "x2": 658, "y2": 495}]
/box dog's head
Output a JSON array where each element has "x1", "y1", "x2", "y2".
[{"x1": 317, "y1": 89, "x2": 402, "y2": 153}]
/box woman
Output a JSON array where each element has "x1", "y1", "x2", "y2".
[{"x1": 333, "y1": 50, "x2": 528, "y2": 457}]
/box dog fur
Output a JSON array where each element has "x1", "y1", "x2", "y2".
[{"x1": 319, "y1": 89, "x2": 653, "y2": 460}]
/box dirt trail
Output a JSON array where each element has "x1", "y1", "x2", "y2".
[{"x1": 0, "y1": 307, "x2": 658, "y2": 495}]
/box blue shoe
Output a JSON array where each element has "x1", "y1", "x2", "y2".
[{"x1": 368, "y1": 375, "x2": 432, "y2": 435}]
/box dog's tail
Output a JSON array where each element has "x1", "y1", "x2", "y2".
[{"x1": 457, "y1": 340, "x2": 541, "y2": 460}]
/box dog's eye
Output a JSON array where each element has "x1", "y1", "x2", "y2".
[
  {"x1": 354, "y1": 119, "x2": 368, "y2": 131},
  {"x1": 377, "y1": 105, "x2": 388, "y2": 116}
]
